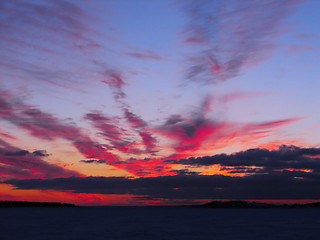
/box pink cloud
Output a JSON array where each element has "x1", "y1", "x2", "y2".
[
  {"x1": 247, "y1": 118, "x2": 303, "y2": 131},
  {"x1": 124, "y1": 109, "x2": 158, "y2": 155},
  {"x1": 101, "y1": 69, "x2": 126, "y2": 101},
  {"x1": 85, "y1": 112, "x2": 144, "y2": 155},
  {"x1": 101, "y1": 69, "x2": 159, "y2": 155},
  {"x1": 285, "y1": 45, "x2": 315, "y2": 54},
  {"x1": 297, "y1": 34, "x2": 317, "y2": 40}
]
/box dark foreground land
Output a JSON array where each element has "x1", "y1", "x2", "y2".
[
  {"x1": 196, "y1": 200, "x2": 320, "y2": 208},
  {"x1": 0, "y1": 200, "x2": 76, "y2": 208},
  {"x1": 1, "y1": 200, "x2": 320, "y2": 208}
]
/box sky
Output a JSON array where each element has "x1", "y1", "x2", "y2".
[{"x1": 1, "y1": 0, "x2": 320, "y2": 206}]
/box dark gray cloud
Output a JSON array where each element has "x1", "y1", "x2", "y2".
[
  {"x1": 4, "y1": 150, "x2": 29, "y2": 156},
  {"x1": 166, "y1": 145, "x2": 320, "y2": 172},
  {"x1": 169, "y1": 169, "x2": 199, "y2": 176},
  {"x1": 80, "y1": 159, "x2": 106, "y2": 164},
  {"x1": 4, "y1": 149, "x2": 49, "y2": 157},
  {"x1": 4, "y1": 171, "x2": 320, "y2": 200},
  {"x1": 32, "y1": 150, "x2": 50, "y2": 157}
]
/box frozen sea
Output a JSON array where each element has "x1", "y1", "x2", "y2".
[{"x1": 1, "y1": 207, "x2": 320, "y2": 240}]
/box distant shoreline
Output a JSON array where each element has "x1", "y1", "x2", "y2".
[
  {"x1": 192, "y1": 200, "x2": 320, "y2": 209},
  {"x1": 1, "y1": 200, "x2": 320, "y2": 208},
  {"x1": 0, "y1": 201, "x2": 77, "y2": 208}
]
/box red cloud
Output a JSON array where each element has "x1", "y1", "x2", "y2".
[{"x1": 159, "y1": 114, "x2": 224, "y2": 153}]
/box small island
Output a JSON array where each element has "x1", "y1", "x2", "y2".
[
  {"x1": 0, "y1": 200, "x2": 77, "y2": 208},
  {"x1": 199, "y1": 200, "x2": 320, "y2": 208}
]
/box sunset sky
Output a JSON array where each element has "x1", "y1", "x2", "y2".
[{"x1": 1, "y1": 0, "x2": 320, "y2": 206}]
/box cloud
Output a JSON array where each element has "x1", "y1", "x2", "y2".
[
  {"x1": 80, "y1": 159, "x2": 106, "y2": 164},
  {"x1": 124, "y1": 109, "x2": 158, "y2": 155},
  {"x1": 0, "y1": 90, "x2": 121, "y2": 165},
  {"x1": 101, "y1": 69, "x2": 126, "y2": 101},
  {"x1": 4, "y1": 150, "x2": 29, "y2": 156},
  {"x1": 285, "y1": 44, "x2": 315, "y2": 54},
  {"x1": 157, "y1": 96, "x2": 223, "y2": 154},
  {"x1": 157, "y1": 93, "x2": 300, "y2": 157},
  {"x1": 5, "y1": 171, "x2": 320, "y2": 200},
  {"x1": 4, "y1": 149, "x2": 50, "y2": 157},
  {"x1": 183, "y1": 0, "x2": 306, "y2": 84},
  {"x1": 0, "y1": 90, "x2": 82, "y2": 141},
  {"x1": 169, "y1": 169, "x2": 199, "y2": 176},
  {"x1": 158, "y1": 113, "x2": 224, "y2": 153},
  {"x1": 124, "y1": 50, "x2": 165, "y2": 61},
  {"x1": 85, "y1": 112, "x2": 143, "y2": 155},
  {"x1": 101, "y1": 70, "x2": 158, "y2": 155},
  {"x1": 114, "y1": 158, "x2": 172, "y2": 177},
  {"x1": 32, "y1": 150, "x2": 50, "y2": 157},
  {"x1": 72, "y1": 138, "x2": 119, "y2": 164},
  {"x1": 246, "y1": 118, "x2": 302, "y2": 130},
  {"x1": 0, "y1": 0, "x2": 102, "y2": 89},
  {"x1": 1, "y1": 90, "x2": 168, "y2": 176},
  {"x1": 0, "y1": 0, "x2": 97, "y2": 49},
  {"x1": 85, "y1": 110, "x2": 158, "y2": 157},
  {"x1": 1, "y1": 88, "x2": 304, "y2": 177},
  {"x1": 166, "y1": 145, "x2": 320, "y2": 173},
  {"x1": 0, "y1": 139, "x2": 82, "y2": 179}
]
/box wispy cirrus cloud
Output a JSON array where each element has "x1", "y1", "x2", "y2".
[
  {"x1": 124, "y1": 49, "x2": 165, "y2": 61},
  {"x1": 0, "y1": 0, "x2": 104, "y2": 90},
  {"x1": 101, "y1": 69, "x2": 159, "y2": 156},
  {"x1": 124, "y1": 109, "x2": 158, "y2": 155},
  {"x1": 85, "y1": 111, "x2": 144, "y2": 155},
  {"x1": 84, "y1": 111, "x2": 169, "y2": 176},
  {"x1": 101, "y1": 69, "x2": 127, "y2": 101},
  {"x1": 285, "y1": 44, "x2": 316, "y2": 54},
  {"x1": 183, "y1": 0, "x2": 307, "y2": 84},
  {"x1": 243, "y1": 118, "x2": 303, "y2": 134},
  {"x1": 0, "y1": 0, "x2": 98, "y2": 52}
]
